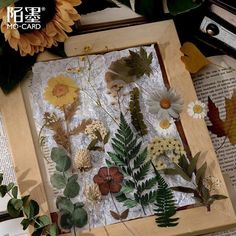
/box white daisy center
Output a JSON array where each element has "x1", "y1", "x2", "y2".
[{"x1": 193, "y1": 104, "x2": 203, "y2": 114}]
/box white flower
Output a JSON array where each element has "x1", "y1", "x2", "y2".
[
  {"x1": 155, "y1": 118, "x2": 175, "y2": 136},
  {"x1": 203, "y1": 176, "x2": 221, "y2": 192},
  {"x1": 85, "y1": 120, "x2": 108, "y2": 140},
  {"x1": 74, "y1": 149, "x2": 92, "y2": 171},
  {"x1": 155, "y1": 160, "x2": 167, "y2": 170},
  {"x1": 147, "y1": 88, "x2": 183, "y2": 120},
  {"x1": 187, "y1": 100, "x2": 206, "y2": 119},
  {"x1": 84, "y1": 183, "x2": 102, "y2": 204}
]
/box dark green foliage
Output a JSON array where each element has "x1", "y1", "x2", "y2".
[
  {"x1": 165, "y1": 152, "x2": 228, "y2": 211},
  {"x1": 0, "y1": 173, "x2": 58, "y2": 235},
  {"x1": 125, "y1": 47, "x2": 153, "y2": 78},
  {"x1": 129, "y1": 87, "x2": 148, "y2": 136},
  {"x1": 153, "y1": 163, "x2": 179, "y2": 227},
  {"x1": 108, "y1": 113, "x2": 156, "y2": 212}
]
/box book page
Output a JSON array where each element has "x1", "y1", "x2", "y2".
[
  {"x1": 0, "y1": 113, "x2": 16, "y2": 214},
  {"x1": 192, "y1": 55, "x2": 236, "y2": 236}
]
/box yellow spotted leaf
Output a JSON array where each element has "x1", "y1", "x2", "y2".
[{"x1": 180, "y1": 42, "x2": 211, "y2": 74}]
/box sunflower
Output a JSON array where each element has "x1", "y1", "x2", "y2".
[
  {"x1": 44, "y1": 75, "x2": 78, "y2": 107},
  {"x1": 0, "y1": 0, "x2": 81, "y2": 56}
]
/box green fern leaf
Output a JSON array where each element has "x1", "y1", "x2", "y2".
[
  {"x1": 109, "y1": 113, "x2": 156, "y2": 211},
  {"x1": 129, "y1": 87, "x2": 148, "y2": 136},
  {"x1": 152, "y1": 162, "x2": 179, "y2": 227}
]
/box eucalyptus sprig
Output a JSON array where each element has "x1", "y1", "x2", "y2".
[
  {"x1": 50, "y1": 147, "x2": 88, "y2": 233},
  {"x1": 0, "y1": 173, "x2": 58, "y2": 236}
]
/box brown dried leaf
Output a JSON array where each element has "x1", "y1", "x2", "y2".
[
  {"x1": 120, "y1": 209, "x2": 129, "y2": 219},
  {"x1": 110, "y1": 210, "x2": 120, "y2": 220},
  {"x1": 207, "y1": 97, "x2": 226, "y2": 137},
  {"x1": 65, "y1": 98, "x2": 80, "y2": 122},
  {"x1": 208, "y1": 91, "x2": 236, "y2": 144},
  {"x1": 70, "y1": 119, "x2": 92, "y2": 135}
]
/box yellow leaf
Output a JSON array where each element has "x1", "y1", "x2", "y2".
[
  {"x1": 224, "y1": 90, "x2": 236, "y2": 144},
  {"x1": 180, "y1": 42, "x2": 211, "y2": 74}
]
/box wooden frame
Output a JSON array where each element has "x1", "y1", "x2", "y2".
[{"x1": 1, "y1": 21, "x2": 236, "y2": 236}]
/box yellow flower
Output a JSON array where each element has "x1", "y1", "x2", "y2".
[
  {"x1": 0, "y1": 0, "x2": 81, "y2": 56},
  {"x1": 155, "y1": 160, "x2": 167, "y2": 170},
  {"x1": 44, "y1": 75, "x2": 78, "y2": 107}
]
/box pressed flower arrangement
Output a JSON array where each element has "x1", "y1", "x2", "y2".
[
  {"x1": 1, "y1": 44, "x2": 221, "y2": 236},
  {"x1": 0, "y1": 22, "x2": 234, "y2": 236}
]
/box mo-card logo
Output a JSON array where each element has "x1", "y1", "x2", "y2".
[{"x1": 7, "y1": 7, "x2": 45, "y2": 30}]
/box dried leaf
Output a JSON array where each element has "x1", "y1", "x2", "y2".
[
  {"x1": 207, "y1": 97, "x2": 226, "y2": 137},
  {"x1": 105, "y1": 48, "x2": 152, "y2": 94},
  {"x1": 207, "y1": 91, "x2": 236, "y2": 144},
  {"x1": 65, "y1": 98, "x2": 80, "y2": 122},
  {"x1": 129, "y1": 87, "x2": 148, "y2": 136},
  {"x1": 120, "y1": 209, "x2": 129, "y2": 219},
  {"x1": 70, "y1": 119, "x2": 92, "y2": 135},
  {"x1": 110, "y1": 211, "x2": 120, "y2": 220},
  {"x1": 125, "y1": 47, "x2": 153, "y2": 78},
  {"x1": 180, "y1": 42, "x2": 211, "y2": 73}
]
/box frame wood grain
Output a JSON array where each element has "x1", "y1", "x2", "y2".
[{"x1": 1, "y1": 20, "x2": 236, "y2": 236}]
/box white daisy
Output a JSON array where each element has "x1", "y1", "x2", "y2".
[
  {"x1": 155, "y1": 118, "x2": 176, "y2": 136},
  {"x1": 187, "y1": 100, "x2": 206, "y2": 119},
  {"x1": 147, "y1": 87, "x2": 183, "y2": 120}
]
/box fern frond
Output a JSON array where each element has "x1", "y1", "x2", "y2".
[
  {"x1": 152, "y1": 162, "x2": 179, "y2": 227},
  {"x1": 129, "y1": 87, "x2": 148, "y2": 136},
  {"x1": 108, "y1": 113, "x2": 156, "y2": 211}
]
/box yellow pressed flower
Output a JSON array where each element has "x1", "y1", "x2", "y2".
[
  {"x1": 44, "y1": 75, "x2": 78, "y2": 107},
  {"x1": 84, "y1": 183, "x2": 102, "y2": 204},
  {"x1": 84, "y1": 45, "x2": 92, "y2": 52},
  {"x1": 155, "y1": 160, "x2": 167, "y2": 170}
]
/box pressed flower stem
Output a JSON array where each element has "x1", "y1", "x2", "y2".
[
  {"x1": 62, "y1": 106, "x2": 72, "y2": 155},
  {"x1": 110, "y1": 193, "x2": 136, "y2": 236}
]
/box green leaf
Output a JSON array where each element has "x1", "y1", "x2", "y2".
[
  {"x1": 20, "y1": 218, "x2": 32, "y2": 230},
  {"x1": 152, "y1": 163, "x2": 179, "y2": 227},
  {"x1": 196, "y1": 162, "x2": 207, "y2": 185},
  {"x1": 51, "y1": 148, "x2": 71, "y2": 172},
  {"x1": 115, "y1": 193, "x2": 128, "y2": 202},
  {"x1": 0, "y1": 173, "x2": 3, "y2": 185},
  {"x1": 108, "y1": 152, "x2": 125, "y2": 166},
  {"x1": 210, "y1": 194, "x2": 227, "y2": 200},
  {"x1": 56, "y1": 196, "x2": 74, "y2": 214},
  {"x1": 35, "y1": 215, "x2": 51, "y2": 229},
  {"x1": 7, "y1": 183, "x2": 15, "y2": 192},
  {"x1": 24, "y1": 200, "x2": 39, "y2": 220},
  {"x1": 167, "y1": 0, "x2": 203, "y2": 16},
  {"x1": 60, "y1": 213, "x2": 73, "y2": 230},
  {"x1": 0, "y1": 185, "x2": 8, "y2": 197},
  {"x1": 55, "y1": 156, "x2": 71, "y2": 172},
  {"x1": 51, "y1": 147, "x2": 68, "y2": 162},
  {"x1": 87, "y1": 139, "x2": 98, "y2": 150},
  {"x1": 187, "y1": 152, "x2": 200, "y2": 177},
  {"x1": 49, "y1": 224, "x2": 59, "y2": 236},
  {"x1": 72, "y1": 207, "x2": 88, "y2": 228},
  {"x1": 125, "y1": 47, "x2": 153, "y2": 78},
  {"x1": 63, "y1": 176, "x2": 80, "y2": 198},
  {"x1": 12, "y1": 186, "x2": 18, "y2": 198},
  {"x1": 123, "y1": 199, "x2": 138, "y2": 208},
  {"x1": 103, "y1": 132, "x2": 110, "y2": 144},
  {"x1": 32, "y1": 228, "x2": 43, "y2": 236},
  {"x1": 171, "y1": 186, "x2": 196, "y2": 194},
  {"x1": 74, "y1": 202, "x2": 84, "y2": 208},
  {"x1": 7, "y1": 199, "x2": 23, "y2": 217},
  {"x1": 121, "y1": 185, "x2": 134, "y2": 194},
  {"x1": 50, "y1": 173, "x2": 66, "y2": 189},
  {"x1": 22, "y1": 195, "x2": 30, "y2": 207},
  {"x1": 129, "y1": 87, "x2": 148, "y2": 136},
  {"x1": 164, "y1": 165, "x2": 192, "y2": 182}
]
